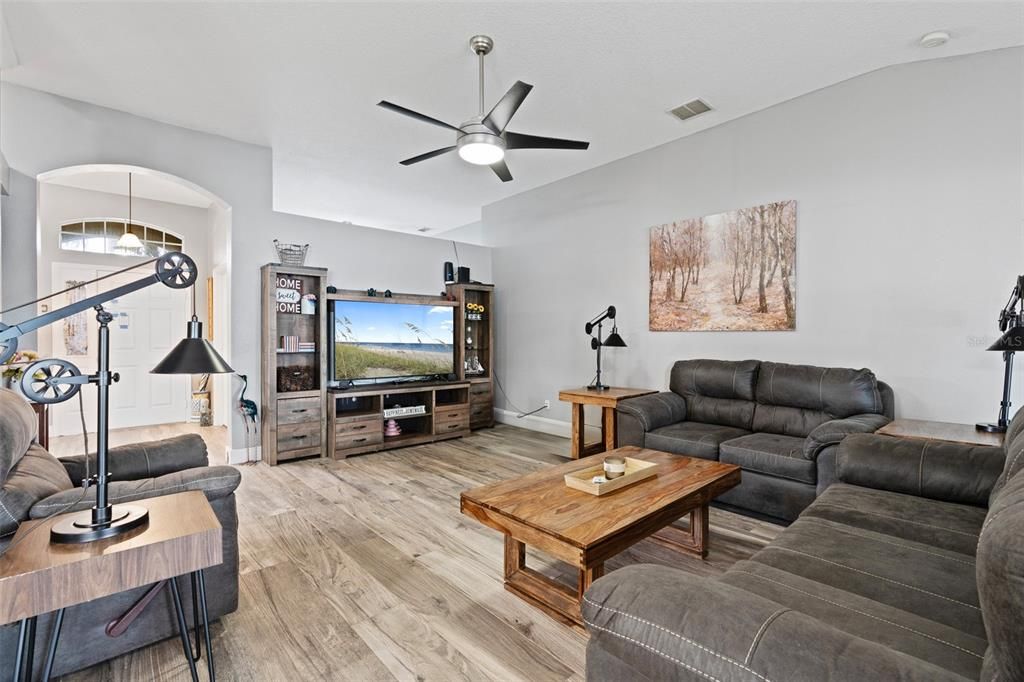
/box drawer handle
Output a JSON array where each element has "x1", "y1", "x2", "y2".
[
  {"x1": 293, "y1": 435, "x2": 307, "y2": 440},
  {"x1": 447, "y1": 423, "x2": 460, "y2": 430},
  {"x1": 353, "y1": 437, "x2": 367, "y2": 443},
  {"x1": 447, "y1": 412, "x2": 459, "y2": 418},
  {"x1": 352, "y1": 424, "x2": 367, "y2": 430},
  {"x1": 292, "y1": 408, "x2": 308, "y2": 414}
]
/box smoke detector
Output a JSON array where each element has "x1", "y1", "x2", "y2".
[
  {"x1": 669, "y1": 99, "x2": 713, "y2": 122},
  {"x1": 919, "y1": 31, "x2": 950, "y2": 48}
]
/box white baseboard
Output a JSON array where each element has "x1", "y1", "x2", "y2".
[
  {"x1": 493, "y1": 408, "x2": 601, "y2": 440},
  {"x1": 227, "y1": 445, "x2": 261, "y2": 465}
]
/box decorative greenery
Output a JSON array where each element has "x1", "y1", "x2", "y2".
[{"x1": 2, "y1": 350, "x2": 39, "y2": 381}]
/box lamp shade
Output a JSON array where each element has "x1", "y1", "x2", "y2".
[
  {"x1": 988, "y1": 326, "x2": 1024, "y2": 352},
  {"x1": 603, "y1": 330, "x2": 627, "y2": 347},
  {"x1": 152, "y1": 317, "x2": 233, "y2": 374}
]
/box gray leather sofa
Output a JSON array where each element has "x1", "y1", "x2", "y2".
[
  {"x1": 617, "y1": 359, "x2": 893, "y2": 521},
  {"x1": 0, "y1": 388, "x2": 241, "y2": 678},
  {"x1": 583, "y1": 410, "x2": 1024, "y2": 681}
]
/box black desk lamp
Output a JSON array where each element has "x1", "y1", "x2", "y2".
[
  {"x1": 0, "y1": 252, "x2": 233, "y2": 543},
  {"x1": 585, "y1": 305, "x2": 626, "y2": 391},
  {"x1": 978, "y1": 275, "x2": 1024, "y2": 433}
]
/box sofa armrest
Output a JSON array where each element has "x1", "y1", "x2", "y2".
[
  {"x1": 837, "y1": 433, "x2": 1005, "y2": 506},
  {"x1": 803, "y1": 413, "x2": 890, "y2": 460},
  {"x1": 616, "y1": 392, "x2": 687, "y2": 432},
  {"x1": 29, "y1": 464, "x2": 240, "y2": 518},
  {"x1": 60, "y1": 434, "x2": 209, "y2": 484},
  {"x1": 583, "y1": 564, "x2": 963, "y2": 681}
]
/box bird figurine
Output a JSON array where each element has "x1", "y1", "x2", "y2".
[{"x1": 236, "y1": 374, "x2": 259, "y2": 463}]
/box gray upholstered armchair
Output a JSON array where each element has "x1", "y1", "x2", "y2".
[{"x1": 0, "y1": 388, "x2": 240, "y2": 678}]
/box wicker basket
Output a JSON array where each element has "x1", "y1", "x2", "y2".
[{"x1": 274, "y1": 240, "x2": 309, "y2": 266}]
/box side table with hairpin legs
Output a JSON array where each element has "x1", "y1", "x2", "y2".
[{"x1": 0, "y1": 491, "x2": 222, "y2": 681}]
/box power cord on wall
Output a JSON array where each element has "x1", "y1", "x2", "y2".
[
  {"x1": 0, "y1": 392, "x2": 92, "y2": 557},
  {"x1": 493, "y1": 372, "x2": 548, "y2": 419}
]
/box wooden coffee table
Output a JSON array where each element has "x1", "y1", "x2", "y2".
[{"x1": 460, "y1": 447, "x2": 740, "y2": 626}]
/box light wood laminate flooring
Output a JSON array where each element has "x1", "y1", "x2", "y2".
[{"x1": 48, "y1": 423, "x2": 782, "y2": 681}]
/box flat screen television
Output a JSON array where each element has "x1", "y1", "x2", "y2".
[{"x1": 330, "y1": 299, "x2": 455, "y2": 385}]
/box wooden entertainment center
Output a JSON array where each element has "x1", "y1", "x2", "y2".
[{"x1": 260, "y1": 266, "x2": 494, "y2": 465}]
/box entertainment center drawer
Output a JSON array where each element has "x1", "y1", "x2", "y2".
[
  {"x1": 434, "y1": 405, "x2": 469, "y2": 424},
  {"x1": 335, "y1": 418, "x2": 382, "y2": 437},
  {"x1": 469, "y1": 382, "x2": 492, "y2": 398},
  {"x1": 335, "y1": 431, "x2": 384, "y2": 450},
  {"x1": 436, "y1": 418, "x2": 469, "y2": 435},
  {"x1": 277, "y1": 397, "x2": 322, "y2": 425},
  {"x1": 277, "y1": 421, "x2": 320, "y2": 452},
  {"x1": 470, "y1": 402, "x2": 493, "y2": 427}
]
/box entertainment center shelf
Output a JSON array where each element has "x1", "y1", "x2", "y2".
[{"x1": 328, "y1": 381, "x2": 471, "y2": 459}]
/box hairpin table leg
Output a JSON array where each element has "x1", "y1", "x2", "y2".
[
  {"x1": 168, "y1": 576, "x2": 200, "y2": 682},
  {"x1": 42, "y1": 608, "x2": 65, "y2": 681},
  {"x1": 196, "y1": 570, "x2": 215, "y2": 681}
]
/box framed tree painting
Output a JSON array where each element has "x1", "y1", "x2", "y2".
[{"x1": 649, "y1": 200, "x2": 796, "y2": 331}]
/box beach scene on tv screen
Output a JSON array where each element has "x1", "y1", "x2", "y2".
[{"x1": 334, "y1": 301, "x2": 454, "y2": 380}]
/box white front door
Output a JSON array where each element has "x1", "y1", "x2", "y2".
[{"x1": 49, "y1": 262, "x2": 190, "y2": 437}]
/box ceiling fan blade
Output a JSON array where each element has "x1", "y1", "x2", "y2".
[
  {"x1": 377, "y1": 101, "x2": 462, "y2": 133},
  {"x1": 400, "y1": 146, "x2": 457, "y2": 166},
  {"x1": 482, "y1": 81, "x2": 533, "y2": 133},
  {"x1": 504, "y1": 131, "x2": 590, "y2": 150},
  {"x1": 490, "y1": 159, "x2": 513, "y2": 182}
]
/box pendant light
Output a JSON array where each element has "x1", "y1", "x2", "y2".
[{"x1": 116, "y1": 172, "x2": 145, "y2": 253}]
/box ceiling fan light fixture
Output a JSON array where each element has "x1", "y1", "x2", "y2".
[{"x1": 457, "y1": 133, "x2": 506, "y2": 165}]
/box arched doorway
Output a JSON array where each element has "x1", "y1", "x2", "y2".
[{"x1": 34, "y1": 165, "x2": 233, "y2": 446}]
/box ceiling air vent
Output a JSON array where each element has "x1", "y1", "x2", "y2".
[{"x1": 670, "y1": 99, "x2": 713, "y2": 122}]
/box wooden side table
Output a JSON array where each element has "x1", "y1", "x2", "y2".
[
  {"x1": 558, "y1": 387, "x2": 657, "y2": 459},
  {"x1": 876, "y1": 418, "x2": 1005, "y2": 448},
  {"x1": 0, "y1": 491, "x2": 222, "y2": 681}
]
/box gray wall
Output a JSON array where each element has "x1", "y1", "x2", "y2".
[
  {"x1": 0, "y1": 83, "x2": 491, "y2": 455},
  {"x1": 482, "y1": 48, "x2": 1024, "y2": 428}
]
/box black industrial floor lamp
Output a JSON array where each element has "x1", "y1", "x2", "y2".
[
  {"x1": 0, "y1": 252, "x2": 233, "y2": 543},
  {"x1": 979, "y1": 275, "x2": 1024, "y2": 433}
]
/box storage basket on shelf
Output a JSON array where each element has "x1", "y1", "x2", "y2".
[{"x1": 273, "y1": 240, "x2": 309, "y2": 266}]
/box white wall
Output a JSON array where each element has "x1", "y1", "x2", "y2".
[
  {"x1": 0, "y1": 83, "x2": 491, "y2": 455},
  {"x1": 481, "y1": 48, "x2": 1024, "y2": 428}
]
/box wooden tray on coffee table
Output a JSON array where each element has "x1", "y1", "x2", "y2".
[{"x1": 564, "y1": 457, "x2": 658, "y2": 495}]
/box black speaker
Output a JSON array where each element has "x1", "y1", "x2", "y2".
[
  {"x1": 457, "y1": 266, "x2": 471, "y2": 283},
  {"x1": 443, "y1": 261, "x2": 455, "y2": 284}
]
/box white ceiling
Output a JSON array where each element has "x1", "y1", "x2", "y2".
[
  {"x1": 43, "y1": 170, "x2": 215, "y2": 208},
  {"x1": 2, "y1": 2, "x2": 1022, "y2": 234}
]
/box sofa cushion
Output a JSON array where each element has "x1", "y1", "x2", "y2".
[
  {"x1": 0, "y1": 388, "x2": 38, "y2": 482},
  {"x1": 645, "y1": 421, "x2": 749, "y2": 460},
  {"x1": 723, "y1": 555, "x2": 987, "y2": 679},
  {"x1": 60, "y1": 434, "x2": 210, "y2": 484},
  {"x1": 30, "y1": 465, "x2": 241, "y2": 518},
  {"x1": 668, "y1": 359, "x2": 758, "y2": 430},
  {"x1": 749, "y1": 513, "x2": 985, "y2": 639},
  {"x1": 752, "y1": 362, "x2": 882, "y2": 437},
  {"x1": 0, "y1": 443, "x2": 74, "y2": 538},
  {"x1": 719, "y1": 433, "x2": 815, "y2": 484},
  {"x1": 976, "y1": 471, "x2": 1024, "y2": 682},
  {"x1": 990, "y1": 433, "x2": 1024, "y2": 505},
  {"x1": 802, "y1": 483, "x2": 987, "y2": 556}
]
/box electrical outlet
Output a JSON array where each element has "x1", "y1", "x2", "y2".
[{"x1": 543, "y1": 400, "x2": 551, "y2": 409}]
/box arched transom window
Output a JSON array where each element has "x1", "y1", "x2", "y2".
[{"x1": 59, "y1": 219, "x2": 184, "y2": 257}]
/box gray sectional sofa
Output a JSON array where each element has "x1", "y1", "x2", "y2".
[
  {"x1": 583, "y1": 410, "x2": 1024, "y2": 681},
  {"x1": 0, "y1": 388, "x2": 241, "y2": 678},
  {"x1": 617, "y1": 359, "x2": 893, "y2": 521}
]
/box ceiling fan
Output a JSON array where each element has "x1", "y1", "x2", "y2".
[{"x1": 377, "y1": 35, "x2": 590, "y2": 183}]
